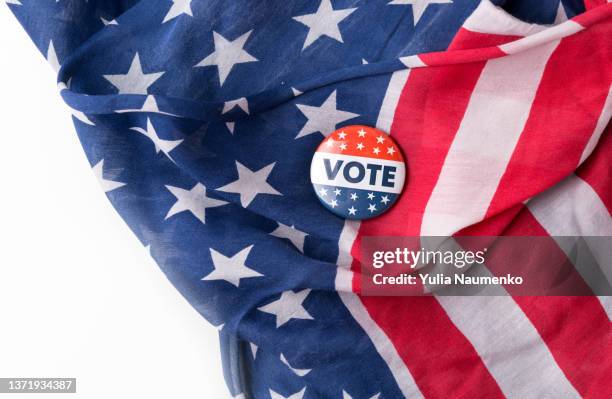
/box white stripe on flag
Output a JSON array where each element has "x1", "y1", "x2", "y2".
[
  {"x1": 528, "y1": 174, "x2": 612, "y2": 318},
  {"x1": 499, "y1": 21, "x2": 583, "y2": 55},
  {"x1": 463, "y1": 0, "x2": 548, "y2": 36},
  {"x1": 339, "y1": 292, "x2": 424, "y2": 399},
  {"x1": 376, "y1": 69, "x2": 411, "y2": 133},
  {"x1": 336, "y1": 219, "x2": 423, "y2": 398},
  {"x1": 436, "y1": 295, "x2": 581, "y2": 398},
  {"x1": 421, "y1": 39, "x2": 559, "y2": 236}
]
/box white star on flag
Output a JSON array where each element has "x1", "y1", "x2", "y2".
[
  {"x1": 295, "y1": 90, "x2": 358, "y2": 139},
  {"x1": 280, "y1": 354, "x2": 312, "y2": 377},
  {"x1": 250, "y1": 343, "x2": 258, "y2": 359},
  {"x1": 270, "y1": 223, "x2": 308, "y2": 253},
  {"x1": 103, "y1": 53, "x2": 164, "y2": 94},
  {"x1": 269, "y1": 388, "x2": 306, "y2": 399},
  {"x1": 162, "y1": 0, "x2": 193, "y2": 23},
  {"x1": 348, "y1": 206, "x2": 357, "y2": 215},
  {"x1": 293, "y1": 0, "x2": 356, "y2": 50},
  {"x1": 202, "y1": 245, "x2": 263, "y2": 287},
  {"x1": 47, "y1": 40, "x2": 60, "y2": 73},
  {"x1": 58, "y1": 80, "x2": 95, "y2": 125},
  {"x1": 165, "y1": 183, "x2": 228, "y2": 224},
  {"x1": 222, "y1": 97, "x2": 249, "y2": 114},
  {"x1": 115, "y1": 95, "x2": 177, "y2": 116},
  {"x1": 258, "y1": 289, "x2": 314, "y2": 328},
  {"x1": 217, "y1": 161, "x2": 282, "y2": 207},
  {"x1": 100, "y1": 17, "x2": 118, "y2": 26},
  {"x1": 195, "y1": 31, "x2": 258, "y2": 85},
  {"x1": 130, "y1": 118, "x2": 183, "y2": 157},
  {"x1": 343, "y1": 392, "x2": 380, "y2": 399},
  {"x1": 92, "y1": 160, "x2": 125, "y2": 193},
  {"x1": 388, "y1": 0, "x2": 453, "y2": 26}
]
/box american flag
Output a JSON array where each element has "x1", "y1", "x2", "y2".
[{"x1": 7, "y1": 0, "x2": 611, "y2": 398}]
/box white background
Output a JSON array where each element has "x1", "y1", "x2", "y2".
[{"x1": 0, "y1": 4, "x2": 228, "y2": 398}]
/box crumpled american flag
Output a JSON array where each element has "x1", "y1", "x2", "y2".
[{"x1": 7, "y1": 0, "x2": 612, "y2": 398}]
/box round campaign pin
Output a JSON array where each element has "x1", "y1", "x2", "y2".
[{"x1": 310, "y1": 125, "x2": 406, "y2": 220}]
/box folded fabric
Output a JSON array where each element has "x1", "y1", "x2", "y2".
[{"x1": 7, "y1": 0, "x2": 611, "y2": 398}]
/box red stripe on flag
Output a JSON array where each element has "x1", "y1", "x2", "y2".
[
  {"x1": 360, "y1": 296, "x2": 505, "y2": 398},
  {"x1": 484, "y1": 23, "x2": 612, "y2": 219},
  {"x1": 508, "y1": 211, "x2": 612, "y2": 398},
  {"x1": 577, "y1": 126, "x2": 612, "y2": 213},
  {"x1": 349, "y1": 30, "x2": 521, "y2": 397}
]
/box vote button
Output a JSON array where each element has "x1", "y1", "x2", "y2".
[{"x1": 310, "y1": 125, "x2": 406, "y2": 220}]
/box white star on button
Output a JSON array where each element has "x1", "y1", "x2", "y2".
[
  {"x1": 388, "y1": 0, "x2": 453, "y2": 26},
  {"x1": 295, "y1": 90, "x2": 358, "y2": 139},
  {"x1": 92, "y1": 160, "x2": 125, "y2": 193},
  {"x1": 217, "y1": 161, "x2": 282, "y2": 208},
  {"x1": 270, "y1": 222, "x2": 308, "y2": 253},
  {"x1": 258, "y1": 289, "x2": 314, "y2": 328},
  {"x1": 293, "y1": 0, "x2": 357, "y2": 50},
  {"x1": 202, "y1": 245, "x2": 262, "y2": 287},
  {"x1": 103, "y1": 53, "x2": 164, "y2": 94},
  {"x1": 195, "y1": 31, "x2": 258, "y2": 85},
  {"x1": 165, "y1": 183, "x2": 228, "y2": 224}
]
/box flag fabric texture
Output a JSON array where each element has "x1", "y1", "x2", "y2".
[{"x1": 7, "y1": 0, "x2": 612, "y2": 398}]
